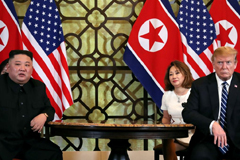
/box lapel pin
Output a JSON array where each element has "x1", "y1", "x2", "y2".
[{"x1": 234, "y1": 85, "x2": 237, "y2": 88}]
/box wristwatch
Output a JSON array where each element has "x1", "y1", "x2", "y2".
[{"x1": 43, "y1": 113, "x2": 48, "y2": 118}]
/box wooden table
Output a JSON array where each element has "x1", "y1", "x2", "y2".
[{"x1": 45, "y1": 119, "x2": 194, "y2": 160}]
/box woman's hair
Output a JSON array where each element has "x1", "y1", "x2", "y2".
[
  {"x1": 0, "y1": 58, "x2": 9, "y2": 74},
  {"x1": 164, "y1": 60, "x2": 193, "y2": 91}
]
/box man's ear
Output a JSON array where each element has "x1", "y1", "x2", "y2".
[
  {"x1": 234, "y1": 61, "x2": 238, "y2": 70},
  {"x1": 5, "y1": 63, "x2": 9, "y2": 72}
]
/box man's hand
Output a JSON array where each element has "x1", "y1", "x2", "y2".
[
  {"x1": 30, "y1": 113, "x2": 47, "y2": 133},
  {"x1": 212, "y1": 121, "x2": 227, "y2": 148}
]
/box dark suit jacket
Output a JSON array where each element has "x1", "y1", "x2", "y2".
[
  {"x1": 0, "y1": 74, "x2": 55, "y2": 160},
  {"x1": 182, "y1": 72, "x2": 240, "y2": 150}
]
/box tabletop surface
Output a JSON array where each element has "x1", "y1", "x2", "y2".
[
  {"x1": 46, "y1": 119, "x2": 194, "y2": 139},
  {"x1": 48, "y1": 119, "x2": 194, "y2": 128}
]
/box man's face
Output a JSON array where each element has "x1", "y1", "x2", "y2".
[
  {"x1": 212, "y1": 54, "x2": 237, "y2": 81},
  {"x1": 7, "y1": 54, "x2": 33, "y2": 85}
]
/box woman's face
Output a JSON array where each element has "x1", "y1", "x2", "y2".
[
  {"x1": 1, "y1": 66, "x2": 7, "y2": 75},
  {"x1": 169, "y1": 66, "x2": 185, "y2": 88}
]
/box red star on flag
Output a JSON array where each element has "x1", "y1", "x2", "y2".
[
  {"x1": 0, "y1": 0, "x2": 23, "y2": 64},
  {"x1": 140, "y1": 21, "x2": 164, "y2": 50},
  {"x1": 217, "y1": 23, "x2": 234, "y2": 46},
  {"x1": 0, "y1": 26, "x2": 5, "y2": 46}
]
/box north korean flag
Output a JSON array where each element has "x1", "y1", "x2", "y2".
[
  {"x1": 123, "y1": 0, "x2": 183, "y2": 108},
  {"x1": 0, "y1": 0, "x2": 23, "y2": 64},
  {"x1": 210, "y1": 0, "x2": 240, "y2": 72}
]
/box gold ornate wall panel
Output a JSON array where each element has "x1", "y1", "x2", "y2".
[{"x1": 14, "y1": 0, "x2": 215, "y2": 151}]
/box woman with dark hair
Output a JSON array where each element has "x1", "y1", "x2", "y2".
[
  {"x1": 161, "y1": 60, "x2": 194, "y2": 160},
  {"x1": 0, "y1": 58, "x2": 8, "y2": 75}
]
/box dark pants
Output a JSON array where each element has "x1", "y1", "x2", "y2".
[
  {"x1": 14, "y1": 138, "x2": 62, "y2": 160},
  {"x1": 185, "y1": 137, "x2": 240, "y2": 160}
]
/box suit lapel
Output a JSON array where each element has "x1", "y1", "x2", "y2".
[
  {"x1": 227, "y1": 73, "x2": 240, "y2": 120},
  {"x1": 208, "y1": 73, "x2": 219, "y2": 120}
]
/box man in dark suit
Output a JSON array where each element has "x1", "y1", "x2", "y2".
[
  {"x1": 182, "y1": 46, "x2": 240, "y2": 160},
  {"x1": 0, "y1": 50, "x2": 62, "y2": 160}
]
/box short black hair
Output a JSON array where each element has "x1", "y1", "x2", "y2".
[
  {"x1": 0, "y1": 58, "x2": 9, "y2": 73},
  {"x1": 9, "y1": 50, "x2": 33, "y2": 60}
]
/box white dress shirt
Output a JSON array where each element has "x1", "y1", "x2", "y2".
[{"x1": 209, "y1": 73, "x2": 232, "y2": 134}]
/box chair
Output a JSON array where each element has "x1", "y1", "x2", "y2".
[{"x1": 153, "y1": 140, "x2": 188, "y2": 160}]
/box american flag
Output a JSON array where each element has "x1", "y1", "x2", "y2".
[
  {"x1": 177, "y1": 0, "x2": 216, "y2": 79},
  {"x1": 21, "y1": 0, "x2": 73, "y2": 120}
]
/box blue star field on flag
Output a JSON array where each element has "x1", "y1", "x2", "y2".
[
  {"x1": 23, "y1": 0, "x2": 64, "y2": 55},
  {"x1": 178, "y1": 0, "x2": 216, "y2": 55}
]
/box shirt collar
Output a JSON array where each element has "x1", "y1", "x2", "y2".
[
  {"x1": 215, "y1": 73, "x2": 232, "y2": 87},
  {"x1": 7, "y1": 75, "x2": 31, "y2": 94}
]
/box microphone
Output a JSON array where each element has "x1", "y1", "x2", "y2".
[{"x1": 182, "y1": 102, "x2": 187, "y2": 108}]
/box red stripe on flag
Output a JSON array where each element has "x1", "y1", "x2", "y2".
[
  {"x1": 32, "y1": 68, "x2": 63, "y2": 118},
  {"x1": 199, "y1": 53, "x2": 213, "y2": 72},
  {"x1": 58, "y1": 47, "x2": 70, "y2": 79},
  {"x1": 56, "y1": 46, "x2": 73, "y2": 106},
  {"x1": 208, "y1": 43, "x2": 214, "y2": 54},
  {"x1": 183, "y1": 46, "x2": 206, "y2": 78},
  {"x1": 22, "y1": 33, "x2": 64, "y2": 118},
  {"x1": 48, "y1": 53, "x2": 65, "y2": 110},
  {"x1": 186, "y1": 55, "x2": 206, "y2": 78}
]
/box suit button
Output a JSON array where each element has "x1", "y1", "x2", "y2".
[
  {"x1": 21, "y1": 102, "x2": 23, "y2": 105},
  {"x1": 22, "y1": 115, "x2": 25, "y2": 118}
]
